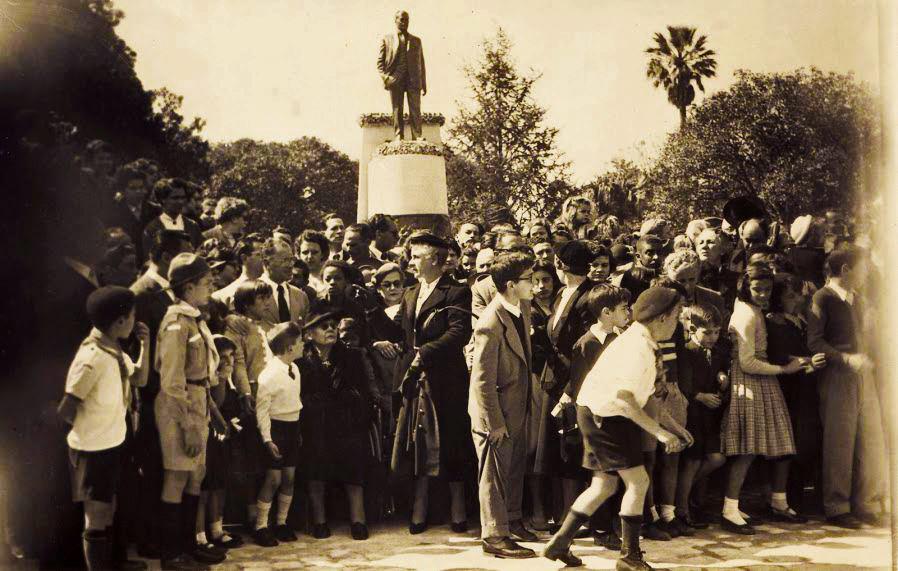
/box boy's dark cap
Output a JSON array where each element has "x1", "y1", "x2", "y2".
[
  {"x1": 632, "y1": 286, "x2": 682, "y2": 323},
  {"x1": 556, "y1": 240, "x2": 594, "y2": 272},
  {"x1": 167, "y1": 253, "x2": 211, "y2": 287},
  {"x1": 86, "y1": 286, "x2": 135, "y2": 326}
]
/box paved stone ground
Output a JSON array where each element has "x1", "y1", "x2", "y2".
[{"x1": 2, "y1": 516, "x2": 891, "y2": 570}]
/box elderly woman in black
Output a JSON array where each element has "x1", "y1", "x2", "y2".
[{"x1": 298, "y1": 305, "x2": 375, "y2": 541}]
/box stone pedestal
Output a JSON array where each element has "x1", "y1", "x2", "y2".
[{"x1": 357, "y1": 113, "x2": 446, "y2": 227}]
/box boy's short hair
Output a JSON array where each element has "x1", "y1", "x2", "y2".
[
  {"x1": 213, "y1": 334, "x2": 237, "y2": 355},
  {"x1": 267, "y1": 321, "x2": 303, "y2": 355},
  {"x1": 585, "y1": 284, "x2": 631, "y2": 319},
  {"x1": 233, "y1": 280, "x2": 274, "y2": 315},
  {"x1": 683, "y1": 303, "x2": 722, "y2": 331},
  {"x1": 86, "y1": 286, "x2": 135, "y2": 330},
  {"x1": 490, "y1": 252, "x2": 535, "y2": 293},
  {"x1": 824, "y1": 246, "x2": 861, "y2": 277},
  {"x1": 345, "y1": 223, "x2": 373, "y2": 242}
]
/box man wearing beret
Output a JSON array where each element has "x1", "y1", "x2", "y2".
[{"x1": 371, "y1": 230, "x2": 475, "y2": 534}]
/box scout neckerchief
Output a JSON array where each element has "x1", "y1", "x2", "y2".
[
  {"x1": 83, "y1": 328, "x2": 138, "y2": 428},
  {"x1": 166, "y1": 301, "x2": 220, "y2": 382}
]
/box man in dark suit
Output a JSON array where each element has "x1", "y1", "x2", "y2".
[
  {"x1": 371, "y1": 231, "x2": 474, "y2": 533},
  {"x1": 105, "y1": 161, "x2": 160, "y2": 262},
  {"x1": 142, "y1": 178, "x2": 203, "y2": 257},
  {"x1": 376, "y1": 10, "x2": 427, "y2": 140},
  {"x1": 130, "y1": 229, "x2": 192, "y2": 557},
  {"x1": 469, "y1": 252, "x2": 538, "y2": 558}
]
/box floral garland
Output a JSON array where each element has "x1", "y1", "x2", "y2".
[
  {"x1": 358, "y1": 112, "x2": 445, "y2": 127},
  {"x1": 375, "y1": 140, "x2": 444, "y2": 157}
]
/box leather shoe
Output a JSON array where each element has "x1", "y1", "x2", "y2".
[
  {"x1": 188, "y1": 542, "x2": 226, "y2": 564},
  {"x1": 509, "y1": 520, "x2": 538, "y2": 542},
  {"x1": 641, "y1": 521, "x2": 671, "y2": 541},
  {"x1": 254, "y1": 527, "x2": 279, "y2": 547},
  {"x1": 351, "y1": 522, "x2": 369, "y2": 540},
  {"x1": 670, "y1": 517, "x2": 694, "y2": 536},
  {"x1": 450, "y1": 520, "x2": 468, "y2": 533},
  {"x1": 210, "y1": 532, "x2": 243, "y2": 549},
  {"x1": 681, "y1": 512, "x2": 709, "y2": 529},
  {"x1": 856, "y1": 512, "x2": 887, "y2": 528},
  {"x1": 274, "y1": 524, "x2": 297, "y2": 542},
  {"x1": 542, "y1": 538, "x2": 583, "y2": 567},
  {"x1": 767, "y1": 507, "x2": 808, "y2": 524},
  {"x1": 482, "y1": 537, "x2": 536, "y2": 559},
  {"x1": 720, "y1": 517, "x2": 756, "y2": 535},
  {"x1": 827, "y1": 513, "x2": 863, "y2": 530},
  {"x1": 311, "y1": 523, "x2": 331, "y2": 539},
  {"x1": 593, "y1": 530, "x2": 621, "y2": 551},
  {"x1": 409, "y1": 521, "x2": 427, "y2": 535}
]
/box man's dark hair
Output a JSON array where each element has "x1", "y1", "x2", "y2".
[
  {"x1": 367, "y1": 213, "x2": 396, "y2": 234},
  {"x1": 345, "y1": 223, "x2": 373, "y2": 242},
  {"x1": 153, "y1": 178, "x2": 180, "y2": 201},
  {"x1": 490, "y1": 252, "x2": 535, "y2": 293},
  {"x1": 115, "y1": 163, "x2": 146, "y2": 192},
  {"x1": 235, "y1": 232, "x2": 266, "y2": 265},
  {"x1": 825, "y1": 246, "x2": 862, "y2": 278},
  {"x1": 233, "y1": 280, "x2": 273, "y2": 315},
  {"x1": 150, "y1": 229, "x2": 191, "y2": 264},
  {"x1": 297, "y1": 229, "x2": 330, "y2": 260}
]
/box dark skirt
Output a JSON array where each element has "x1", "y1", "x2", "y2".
[
  {"x1": 577, "y1": 407, "x2": 644, "y2": 473},
  {"x1": 202, "y1": 431, "x2": 229, "y2": 490},
  {"x1": 299, "y1": 405, "x2": 370, "y2": 485}
]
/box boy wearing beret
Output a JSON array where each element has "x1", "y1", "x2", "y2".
[
  {"x1": 154, "y1": 253, "x2": 226, "y2": 569},
  {"x1": 57, "y1": 286, "x2": 150, "y2": 571}
]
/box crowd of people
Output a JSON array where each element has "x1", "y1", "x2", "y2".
[{"x1": 3, "y1": 129, "x2": 889, "y2": 571}]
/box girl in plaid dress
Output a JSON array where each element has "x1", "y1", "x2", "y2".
[{"x1": 719, "y1": 263, "x2": 807, "y2": 534}]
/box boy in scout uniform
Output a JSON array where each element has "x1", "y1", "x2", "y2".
[{"x1": 155, "y1": 253, "x2": 226, "y2": 570}]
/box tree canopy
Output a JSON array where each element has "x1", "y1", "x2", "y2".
[
  {"x1": 447, "y1": 28, "x2": 570, "y2": 223},
  {"x1": 208, "y1": 137, "x2": 358, "y2": 236},
  {"x1": 646, "y1": 68, "x2": 880, "y2": 226},
  {"x1": 645, "y1": 26, "x2": 717, "y2": 128}
]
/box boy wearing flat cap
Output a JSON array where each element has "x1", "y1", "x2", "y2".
[
  {"x1": 543, "y1": 286, "x2": 689, "y2": 571},
  {"x1": 57, "y1": 286, "x2": 151, "y2": 571},
  {"x1": 154, "y1": 253, "x2": 226, "y2": 569}
]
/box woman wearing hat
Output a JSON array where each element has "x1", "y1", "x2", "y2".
[{"x1": 297, "y1": 305, "x2": 375, "y2": 540}]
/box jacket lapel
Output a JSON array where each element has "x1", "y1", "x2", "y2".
[
  {"x1": 549, "y1": 280, "x2": 590, "y2": 342},
  {"x1": 403, "y1": 283, "x2": 420, "y2": 336},
  {"x1": 496, "y1": 303, "x2": 528, "y2": 368},
  {"x1": 415, "y1": 275, "x2": 448, "y2": 329}
]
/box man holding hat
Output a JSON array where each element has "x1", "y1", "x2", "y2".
[
  {"x1": 543, "y1": 286, "x2": 688, "y2": 571},
  {"x1": 154, "y1": 253, "x2": 226, "y2": 569},
  {"x1": 372, "y1": 230, "x2": 475, "y2": 534}
]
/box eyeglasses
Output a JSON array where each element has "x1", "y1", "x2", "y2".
[
  {"x1": 517, "y1": 273, "x2": 534, "y2": 282},
  {"x1": 317, "y1": 322, "x2": 338, "y2": 331},
  {"x1": 380, "y1": 280, "x2": 403, "y2": 289}
]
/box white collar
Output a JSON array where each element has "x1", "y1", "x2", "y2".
[
  {"x1": 160, "y1": 212, "x2": 183, "y2": 227},
  {"x1": 419, "y1": 274, "x2": 441, "y2": 289},
  {"x1": 827, "y1": 281, "x2": 854, "y2": 304},
  {"x1": 589, "y1": 323, "x2": 620, "y2": 344},
  {"x1": 145, "y1": 265, "x2": 171, "y2": 289},
  {"x1": 497, "y1": 293, "x2": 521, "y2": 318}
]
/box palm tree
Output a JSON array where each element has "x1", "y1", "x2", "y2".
[{"x1": 645, "y1": 26, "x2": 717, "y2": 129}]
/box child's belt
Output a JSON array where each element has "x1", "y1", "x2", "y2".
[{"x1": 186, "y1": 378, "x2": 209, "y2": 387}]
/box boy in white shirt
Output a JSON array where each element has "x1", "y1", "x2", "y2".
[
  {"x1": 57, "y1": 286, "x2": 150, "y2": 571},
  {"x1": 254, "y1": 321, "x2": 304, "y2": 547}
]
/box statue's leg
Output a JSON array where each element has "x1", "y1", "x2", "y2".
[
  {"x1": 407, "y1": 89, "x2": 422, "y2": 140},
  {"x1": 390, "y1": 86, "x2": 405, "y2": 140}
]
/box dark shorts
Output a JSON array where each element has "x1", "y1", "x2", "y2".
[
  {"x1": 202, "y1": 431, "x2": 229, "y2": 490},
  {"x1": 68, "y1": 445, "x2": 123, "y2": 503},
  {"x1": 266, "y1": 420, "x2": 300, "y2": 470},
  {"x1": 577, "y1": 407, "x2": 644, "y2": 473}
]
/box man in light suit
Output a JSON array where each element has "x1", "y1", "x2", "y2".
[
  {"x1": 469, "y1": 252, "x2": 538, "y2": 559},
  {"x1": 259, "y1": 238, "x2": 310, "y2": 325},
  {"x1": 376, "y1": 10, "x2": 427, "y2": 140}
]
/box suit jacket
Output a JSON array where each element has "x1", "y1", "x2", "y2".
[
  {"x1": 261, "y1": 279, "x2": 310, "y2": 325},
  {"x1": 539, "y1": 279, "x2": 594, "y2": 401},
  {"x1": 105, "y1": 199, "x2": 160, "y2": 261},
  {"x1": 470, "y1": 275, "x2": 498, "y2": 321},
  {"x1": 468, "y1": 297, "x2": 532, "y2": 436},
  {"x1": 377, "y1": 31, "x2": 426, "y2": 92},
  {"x1": 142, "y1": 215, "x2": 203, "y2": 256},
  {"x1": 131, "y1": 273, "x2": 174, "y2": 399}
]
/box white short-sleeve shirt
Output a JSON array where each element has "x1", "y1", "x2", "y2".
[{"x1": 576, "y1": 321, "x2": 659, "y2": 418}]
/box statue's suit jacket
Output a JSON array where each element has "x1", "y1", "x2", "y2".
[{"x1": 377, "y1": 32, "x2": 426, "y2": 92}]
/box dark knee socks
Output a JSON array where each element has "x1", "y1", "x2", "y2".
[
  {"x1": 620, "y1": 514, "x2": 644, "y2": 559},
  {"x1": 160, "y1": 501, "x2": 183, "y2": 561},
  {"x1": 182, "y1": 494, "x2": 201, "y2": 551},
  {"x1": 82, "y1": 529, "x2": 109, "y2": 571}
]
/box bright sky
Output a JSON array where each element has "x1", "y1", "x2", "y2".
[{"x1": 116, "y1": 0, "x2": 881, "y2": 183}]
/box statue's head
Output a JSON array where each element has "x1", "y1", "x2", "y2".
[{"x1": 394, "y1": 10, "x2": 409, "y2": 32}]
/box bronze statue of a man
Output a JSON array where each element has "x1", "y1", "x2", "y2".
[{"x1": 376, "y1": 10, "x2": 427, "y2": 140}]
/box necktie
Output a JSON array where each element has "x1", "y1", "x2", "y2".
[{"x1": 277, "y1": 284, "x2": 291, "y2": 323}]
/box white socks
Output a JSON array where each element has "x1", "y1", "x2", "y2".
[
  {"x1": 256, "y1": 500, "x2": 272, "y2": 530},
  {"x1": 660, "y1": 504, "x2": 677, "y2": 523},
  {"x1": 277, "y1": 493, "x2": 293, "y2": 526},
  {"x1": 649, "y1": 505, "x2": 660, "y2": 523},
  {"x1": 770, "y1": 492, "x2": 795, "y2": 514},
  {"x1": 196, "y1": 531, "x2": 208, "y2": 545},
  {"x1": 722, "y1": 497, "x2": 747, "y2": 525}
]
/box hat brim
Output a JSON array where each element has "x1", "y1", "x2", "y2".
[
  {"x1": 723, "y1": 197, "x2": 767, "y2": 227},
  {"x1": 304, "y1": 309, "x2": 347, "y2": 330},
  {"x1": 168, "y1": 266, "x2": 212, "y2": 289}
]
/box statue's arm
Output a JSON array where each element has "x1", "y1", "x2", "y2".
[
  {"x1": 420, "y1": 39, "x2": 426, "y2": 93},
  {"x1": 376, "y1": 37, "x2": 388, "y2": 75}
]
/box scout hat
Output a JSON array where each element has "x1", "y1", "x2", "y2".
[{"x1": 167, "y1": 253, "x2": 211, "y2": 287}]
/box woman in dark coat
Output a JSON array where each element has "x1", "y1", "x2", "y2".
[{"x1": 298, "y1": 306, "x2": 375, "y2": 541}]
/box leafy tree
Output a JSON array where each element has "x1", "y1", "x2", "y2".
[
  {"x1": 645, "y1": 26, "x2": 717, "y2": 128},
  {"x1": 580, "y1": 158, "x2": 647, "y2": 222},
  {"x1": 646, "y1": 68, "x2": 880, "y2": 226},
  {"x1": 448, "y1": 28, "x2": 570, "y2": 223},
  {"x1": 208, "y1": 137, "x2": 358, "y2": 236}
]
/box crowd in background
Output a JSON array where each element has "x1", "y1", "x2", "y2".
[{"x1": 1, "y1": 127, "x2": 888, "y2": 571}]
